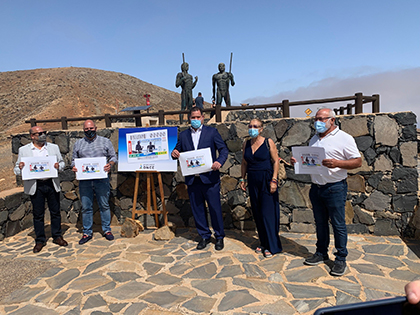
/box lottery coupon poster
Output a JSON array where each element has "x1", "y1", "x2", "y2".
[
  {"x1": 118, "y1": 127, "x2": 177, "y2": 172},
  {"x1": 179, "y1": 148, "x2": 213, "y2": 176},
  {"x1": 292, "y1": 146, "x2": 328, "y2": 175},
  {"x1": 21, "y1": 156, "x2": 58, "y2": 180},
  {"x1": 75, "y1": 157, "x2": 107, "y2": 180}
]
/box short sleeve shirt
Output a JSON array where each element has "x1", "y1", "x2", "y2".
[
  {"x1": 195, "y1": 96, "x2": 204, "y2": 109},
  {"x1": 309, "y1": 127, "x2": 361, "y2": 185}
]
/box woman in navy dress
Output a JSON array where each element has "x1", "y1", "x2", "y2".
[{"x1": 240, "y1": 119, "x2": 282, "y2": 257}]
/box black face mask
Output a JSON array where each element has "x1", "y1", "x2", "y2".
[{"x1": 84, "y1": 130, "x2": 96, "y2": 138}]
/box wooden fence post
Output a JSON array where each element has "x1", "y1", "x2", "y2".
[
  {"x1": 215, "y1": 105, "x2": 222, "y2": 123},
  {"x1": 61, "y1": 117, "x2": 68, "y2": 130},
  {"x1": 355, "y1": 93, "x2": 363, "y2": 114},
  {"x1": 158, "y1": 110, "x2": 165, "y2": 125},
  {"x1": 346, "y1": 104, "x2": 352, "y2": 114},
  {"x1": 30, "y1": 119, "x2": 37, "y2": 127},
  {"x1": 105, "y1": 114, "x2": 111, "y2": 127},
  {"x1": 339, "y1": 106, "x2": 345, "y2": 115},
  {"x1": 372, "y1": 94, "x2": 380, "y2": 113},
  {"x1": 282, "y1": 100, "x2": 290, "y2": 118},
  {"x1": 134, "y1": 110, "x2": 141, "y2": 126}
]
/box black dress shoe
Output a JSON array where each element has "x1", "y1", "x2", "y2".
[
  {"x1": 33, "y1": 242, "x2": 45, "y2": 253},
  {"x1": 215, "y1": 238, "x2": 224, "y2": 251},
  {"x1": 196, "y1": 238, "x2": 211, "y2": 250}
]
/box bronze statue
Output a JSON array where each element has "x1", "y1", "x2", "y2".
[
  {"x1": 175, "y1": 62, "x2": 198, "y2": 123},
  {"x1": 212, "y1": 62, "x2": 235, "y2": 106}
]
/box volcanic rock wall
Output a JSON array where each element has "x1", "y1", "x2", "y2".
[{"x1": 2, "y1": 111, "x2": 418, "y2": 240}]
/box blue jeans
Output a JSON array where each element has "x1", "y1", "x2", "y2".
[
  {"x1": 309, "y1": 179, "x2": 348, "y2": 261},
  {"x1": 79, "y1": 178, "x2": 111, "y2": 236}
]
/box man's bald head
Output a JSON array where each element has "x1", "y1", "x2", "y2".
[
  {"x1": 83, "y1": 120, "x2": 96, "y2": 130},
  {"x1": 29, "y1": 126, "x2": 44, "y2": 135},
  {"x1": 83, "y1": 120, "x2": 97, "y2": 140},
  {"x1": 316, "y1": 107, "x2": 335, "y2": 118}
]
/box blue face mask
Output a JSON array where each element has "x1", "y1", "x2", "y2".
[
  {"x1": 248, "y1": 128, "x2": 259, "y2": 138},
  {"x1": 314, "y1": 121, "x2": 328, "y2": 133},
  {"x1": 191, "y1": 119, "x2": 201, "y2": 129}
]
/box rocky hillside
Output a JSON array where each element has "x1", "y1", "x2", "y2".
[
  {"x1": 0, "y1": 67, "x2": 182, "y2": 192},
  {"x1": 0, "y1": 67, "x2": 181, "y2": 136}
]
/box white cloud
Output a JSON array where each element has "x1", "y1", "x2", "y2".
[{"x1": 244, "y1": 68, "x2": 420, "y2": 125}]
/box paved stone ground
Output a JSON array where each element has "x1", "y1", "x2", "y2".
[{"x1": 1, "y1": 226, "x2": 420, "y2": 315}]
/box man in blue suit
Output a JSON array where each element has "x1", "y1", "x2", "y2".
[{"x1": 171, "y1": 107, "x2": 228, "y2": 250}]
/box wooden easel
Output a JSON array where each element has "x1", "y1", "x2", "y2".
[{"x1": 131, "y1": 170, "x2": 168, "y2": 227}]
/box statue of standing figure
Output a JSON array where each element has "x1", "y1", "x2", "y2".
[
  {"x1": 175, "y1": 62, "x2": 198, "y2": 123},
  {"x1": 212, "y1": 61, "x2": 235, "y2": 107}
]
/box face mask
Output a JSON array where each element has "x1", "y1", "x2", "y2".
[
  {"x1": 314, "y1": 121, "x2": 328, "y2": 134},
  {"x1": 84, "y1": 130, "x2": 96, "y2": 138},
  {"x1": 191, "y1": 119, "x2": 201, "y2": 129},
  {"x1": 38, "y1": 134, "x2": 47, "y2": 143},
  {"x1": 248, "y1": 128, "x2": 259, "y2": 138}
]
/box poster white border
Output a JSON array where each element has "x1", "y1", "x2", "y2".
[
  {"x1": 75, "y1": 157, "x2": 108, "y2": 180},
  {"x1": 21, "y1": 156, "x2": 58, "y2": 180},
  {"x1": 179, "y1": 148, "x2": 213, "y2": 176},
  {"x1": 292, "y1": 146, "x2": 328, "y2": 175}
]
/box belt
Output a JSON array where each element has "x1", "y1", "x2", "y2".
[
  {"x1": 37, "y1": 178, "x2": 53, "y2": 184},
  {"x1": 314, "y1": 178, "x2": 346, "y2": 188}
]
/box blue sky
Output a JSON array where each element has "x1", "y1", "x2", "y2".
[{"x1": 1, "y1": 0, "x2": 419, "y2": 121}]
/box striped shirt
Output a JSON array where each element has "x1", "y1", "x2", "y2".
[{"x1": 71, "y1": 135, "x2": 117, "y2": 167}]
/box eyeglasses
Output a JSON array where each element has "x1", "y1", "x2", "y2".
[
  {"x1": 31, "y1": 131, "x2": 46, "y2": 136},
  {"x1": 248, "y1": 125, "x2": 262, "y2": 129},
  {"x1": 314, "y1": 117, "x2": 331, "y2": 122}
]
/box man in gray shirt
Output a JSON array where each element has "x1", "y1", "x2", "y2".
[{"x1": 72, "y1": 120, "x2": 117, "y2": 244}]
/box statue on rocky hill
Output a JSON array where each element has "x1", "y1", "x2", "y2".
[
  {"x1": 212, "y1": 54, "x2": 235, "y2": 107},
  {"x1": 175, "y1": 62, "x2": 198, "y2": 123}
]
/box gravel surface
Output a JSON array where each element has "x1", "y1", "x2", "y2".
[{"x1": 0, "y1": 258, "x2": 58, "y2": 301}]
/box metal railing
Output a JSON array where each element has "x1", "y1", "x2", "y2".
[{"x1": 26, "y1": 92, "x2": 379, "y2": 129}]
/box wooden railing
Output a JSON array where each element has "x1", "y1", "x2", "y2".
[{"x1": 26, "y1": 92, "x2": 379, "y2": 129}]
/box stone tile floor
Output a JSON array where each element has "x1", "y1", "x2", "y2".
[{"x1": 1, "y1": 225, "x2": 420, "y2": 315}]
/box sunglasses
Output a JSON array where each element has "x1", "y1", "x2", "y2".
[
  {"x1": 248, "y1": 125, "x2": 262, "y2": 129},
  {"x1": 31, "y1": 131, "x2": 46, "y2": 136},
  {"x1": 314, "y1": 117, "x2": 331, "y2": 122}
]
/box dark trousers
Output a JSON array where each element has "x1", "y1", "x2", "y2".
[
  {"x1": 309, "y1": 179, "x2": 348, "y2": 261},
  {"x1": 188, "y1": 177, "x2": 225, "y2": 240},
  {"x1": 248, "y1": 170, "x2": 282, "y2": 254},
  {"x1": 30, "y1": 179, "x2": 62, "y2": 243}
]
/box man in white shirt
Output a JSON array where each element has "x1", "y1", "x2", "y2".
[
  {"x1": 14, "y1": 126, "x2": 67, "y2": 253},
  {"x1": 292, "y1": 108, "x2": 361, "y2": 276}
]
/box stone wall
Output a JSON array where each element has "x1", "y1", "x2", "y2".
[{"x1": 2, "y1": 111, "x2": 418, "y2": 240}]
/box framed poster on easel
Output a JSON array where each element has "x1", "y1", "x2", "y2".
[{"x1": 118, "y1": 127, "x2": 178, "y2": 172}]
